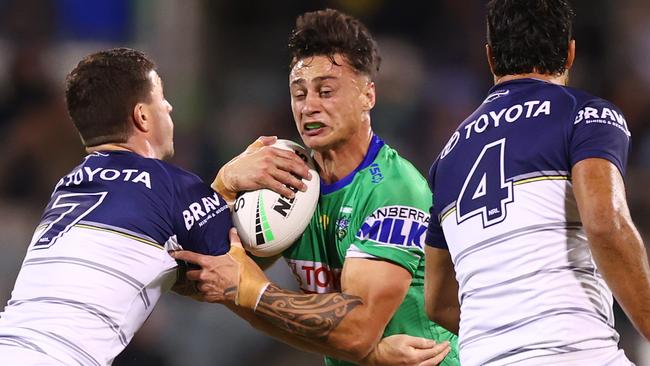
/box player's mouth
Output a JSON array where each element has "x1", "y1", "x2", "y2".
[{"x1": 302, "y1": 122, "x2": 326, "y2": 136}]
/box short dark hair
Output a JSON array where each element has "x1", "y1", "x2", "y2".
[
  {"x1": 486, "y1": 0, "x2": 575, "y2": 76},
  {"x1": 288, "y1": 8, "x2": 381, "y2": 79},
  {"x1": 65, "y1": 48, "x2": 156, "y2": 147}
]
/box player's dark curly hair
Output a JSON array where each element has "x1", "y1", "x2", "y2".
[
  {"x1": 486, "y1": 0, "x2": 575, "y2": 76},
  {"x1": 288, "y1": 8, "x2": 381, "y2": 79},
  {"x1": 65, "y1": 48, "x2": 156, "y2": 147}
]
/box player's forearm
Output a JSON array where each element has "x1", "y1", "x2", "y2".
[
  {"x1": 587, "y1": 218, "x2": 650, "y2": 341},
  {"x1": 426, "y1": 304, "x2": 459, "y2": 335},
  {"x1": 424, "y1": 281, "x2": 460, "y2": 334},
  {"x1": 424, "y1": 246, "x2": 460, "y2": 334},
  {"x1": 251, "y1": 284, "x2": 381, "y2": 361},
  {"x1": 226, "y1": 303, "x2": 329, "y2": 356},
  {"x1": 255, "y1": 284, "x2": 362, "y2": 340}
]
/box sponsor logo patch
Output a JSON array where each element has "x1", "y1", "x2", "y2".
[
  {"x1": 483, "y1": 89, "x2": 510, "y2": 103},
  {"x1": 183, "y1": 192, "x2": 227, "y2": 230},
  {"x1": 356, "y1": 205, "x2": 429, "y2": 249},
  {"x1": 287, "y1": 259, "x2": 341, "y2": 293},
  {"x1": 369, "y1": 163, "x2": 384, "y2": 184},
  {"x1": 574, "y1": 106, "x2": 631, "y2": 137}
]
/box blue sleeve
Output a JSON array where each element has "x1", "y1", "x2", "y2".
[
  {"x1": 570, "y1": 99, "x2": 631, "y2": 176},
  {"x1": 425, "y1": 159, "x2": 449, "y2": 250},
  {"x1": 169, "y1": 168, "x2": 232, "y2": 256}
]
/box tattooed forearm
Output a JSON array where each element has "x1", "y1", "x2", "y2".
[{"x1": 255, "y1": 284, "x2": 363, "y2": 340}]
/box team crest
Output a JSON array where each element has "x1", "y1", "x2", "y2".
[{"x1": 336, "y1": 206, "x2": 353, "y2": 239}]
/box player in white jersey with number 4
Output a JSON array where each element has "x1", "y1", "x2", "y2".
[
  {"x1": 0, "y1": 48, "x2": 310, "y2": 366},
  {"x1": 423, "y1": 1, "x2": 650, "y2": 365}
]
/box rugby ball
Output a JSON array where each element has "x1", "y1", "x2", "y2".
[{"x1": 233, "y1": 139, "x2": 319, "y2": 257}]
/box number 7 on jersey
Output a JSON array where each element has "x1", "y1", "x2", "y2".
[{"x1": 34, "y1": 192, "x2": 108, "y2": 249}]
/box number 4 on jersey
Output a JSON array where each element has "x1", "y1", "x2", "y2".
[{"x1": 456, "y1": 138, "x2": 513, "y2": 228}]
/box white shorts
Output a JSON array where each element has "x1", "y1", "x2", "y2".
[
  {"x1": 0, "y1": 345, "x2": 66, "y2": 366},
  {"x1": 498, "y1": 346, "x2": 634, "y2": 366}
]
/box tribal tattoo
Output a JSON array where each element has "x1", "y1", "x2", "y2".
[{"x1": 255, "y1": 284, "x2": 363, "y2": 340}]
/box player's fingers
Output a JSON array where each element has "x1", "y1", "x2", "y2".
[
  {"x1": 264, "y1": 148, "x2": 311, "y2": 180},
  {"x1": 246, "y1": 136, "x2": 277, "y2": 152},
  {"x1": 419, "y1": 348, "x2": 450, "y2": 366},
  {"x1": 269, "y1": 169, "x2": 307, "y2": 193},
  {"x1": 258, "y1": 136, "x2": 277, "y2": 146},
  {"x1": 170, "y1": 250, "x2": 204, "y2": 266},
  {"x1": 185, "y1": 269, "x2": 202, "y2": 281},
  {"x1": 261, "y1": 176, "x2": 299, "y2": 199},
  {"x1": 416, "y1": 342, "x2": 451, "y2": 366},
  {"x1": 405, "y1": 336, "x2": 437, "y2": 349},
  {"x1": 229, "y1": 228, "x2": 244, "y2": 249}
]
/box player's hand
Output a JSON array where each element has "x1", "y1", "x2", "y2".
[
  {"x1": 170, "y1": 246, "x2": 240, "y2": 303},
  {"x1": 360, "y1": 335, "x2": 450, "y2": 366},
  {"x1": 170, "y1": 263, "x2": 202, "y2": 300},
  {"x1": 212, "y1": 136, "x2": 312, "y2": 202},
  {"x1": 170, "y1": 228, "x2": 270, "y2": 309}
]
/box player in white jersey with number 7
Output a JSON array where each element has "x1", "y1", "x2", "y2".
[
  {"x1": 0, "y1": 48, "x2": 311, "y2": 366},
  {"x1": 424, "y1": 1, "x2": 650, "y2": 365}
]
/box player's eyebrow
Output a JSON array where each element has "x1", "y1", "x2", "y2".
[{"x1": 290, "y1": 75, "x2": 338, "y2": 86}]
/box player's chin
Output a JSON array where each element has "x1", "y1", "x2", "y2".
[{"x1": 301, "y1": 133, "x2": 333, "y2": 152}]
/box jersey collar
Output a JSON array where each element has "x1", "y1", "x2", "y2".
[
  {"x1": 320, "y1": 134, "x2": 385, "y2": 195},
  {"x1": 489, "y1": 77, "x2": 548, "y2": 93}
]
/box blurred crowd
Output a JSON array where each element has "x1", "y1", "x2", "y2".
[{"x1": 0, "y1": 0, "x2": 649, "y2": 365}]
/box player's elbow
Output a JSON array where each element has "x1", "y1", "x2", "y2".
[
  {"x1": 425, "y1": 299, "x2": 460, "y2": 335},
  {"x1": 425, "y1": 302, "x2": 447, "y2": 327},
  {"x1": 340, "y1": 338, "x2": 375, "y2": 362},
  {"x1": 582, "y1": 211, "x2": 630, "y2": 246},
  {"x1": 425, "y1": 302, "x2": 439, "y2": 323},
  {"x1": 330, "y1": 331, "x2": 376, "y2": 361},
  {"x1": 425, "y1": 292, "x2": 445, "y2": 323}
]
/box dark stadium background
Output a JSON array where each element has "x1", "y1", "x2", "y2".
[{"x1": 0, "y1": 0, "x2": 648, "y2": 365}]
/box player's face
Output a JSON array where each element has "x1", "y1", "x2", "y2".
[
  {"x1": 145, "y1": 71, "x2": 174, "y2": 159},
  {"x1": 289, "y1": 54, "x2": 374, "y2": 152}
]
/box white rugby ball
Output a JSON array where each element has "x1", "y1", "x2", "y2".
[{"x1": 233, "y1": 139, "x2": 319, "y2": 257}]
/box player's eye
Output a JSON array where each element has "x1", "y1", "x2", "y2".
[
  {"x1": 292, "y1": 91, "x2": 306, "y2": 99},
  {"x1": 319, "y1": 89, "x2": 332, "y2": 98}
]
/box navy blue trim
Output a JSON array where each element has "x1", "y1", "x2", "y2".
[
  {"x1": 489, "y1": 78, "x2": 548, "y2": 93},
  {"x1": 320, "y1": 135, "x2": 385, "y2": 195},
  {"x1": 91, "y1": 150, "x2": 136, "y2": 157}
]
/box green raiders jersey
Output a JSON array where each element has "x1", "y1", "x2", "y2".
[{"x1": 282, "y1": 136, "x2": 459, "y2": 366}]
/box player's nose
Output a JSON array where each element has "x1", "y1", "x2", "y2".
[{"x1": 301, "y1": 92, "x2": 320, "y2": 116}]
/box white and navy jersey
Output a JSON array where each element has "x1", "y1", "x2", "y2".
[
  {"x1": 0, "y1": 150, "x2": 231, "y2": 366},
  {"x1": 425, "y1": 79, "x2": 631, "y2": 366}
]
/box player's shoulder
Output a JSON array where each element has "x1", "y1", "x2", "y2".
[
  {"x1": 558, "y1": 85, "x2": 629, "y2": 135},
  {"x1": 559, "y1": 84, "x2": 619, "y2": 110},
  {"x1": 152, "y1": 158, "x2": 204, "y2": 186},
  {"x1": 373, "y1": 143, "x2": 427, "y2": 187},
  {"x1": 359, "y1": 140, "x2": 431, "y2": 206}
]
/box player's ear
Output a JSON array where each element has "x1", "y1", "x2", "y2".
[
  {"x1": 486, "y1": 44, "x2": 496, "y2": 75},
  {"x1": 132, "y1": 102, "x2": 149, "y2": 132},
  {"x1": 361, "y1": 81, "x2": 376, "y2": 111},
  {"x1": 565, "y1": 39, "x2": 576, "y2": 71}
]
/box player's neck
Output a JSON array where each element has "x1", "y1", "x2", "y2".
[
  {"x1": 314, "y1": 128, "x2": 373, "y2": 184},
  {"x1": 85, "y1": 140, "x2": 158, "y2": 159},
  {"x1": 494, "y1": 72, "x2": 568, "y2": 86}
]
